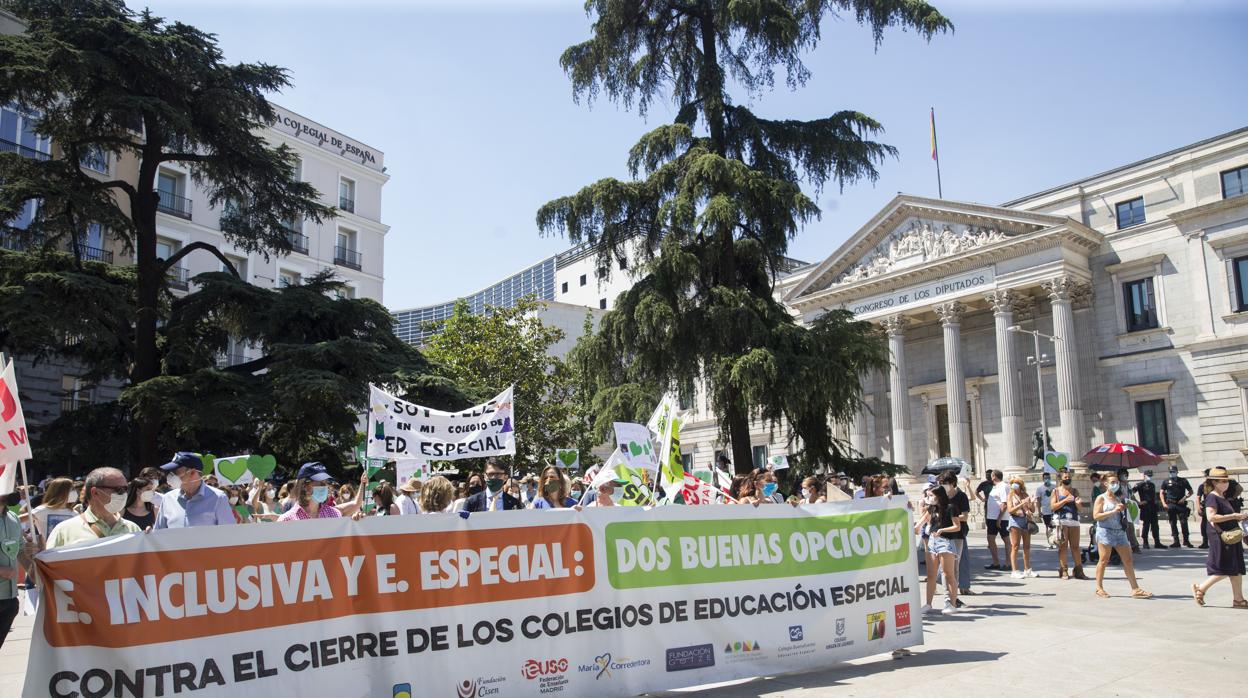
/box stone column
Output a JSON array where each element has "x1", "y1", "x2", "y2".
[
  {"x1": 1043, "y1": 275, "x2": 1089, "y2": 460},
  {"x1": 986, "y1": 290, "x2": 1026, "y2": 474},
  {"x1": 934, "y1": 301, "x2": 971, "y2": 462},
  {"x1": 849, "y1": 377, "x2": 870, "y2": 458},
  {"x1": 881, "y1": 316, "x2": 912, "y2": 473}
]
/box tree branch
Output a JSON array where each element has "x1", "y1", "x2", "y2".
[
  {"x1": 159, "y1": 241, "x2": 241, "y2": 278},
  {"x1": 222, "y1": 354, "x2": 273, "y2": 375},
  {"x1": 87, "y1": 178, "x2": 138, "y2": 198},
  {"x1": 160, "y1": 152, "x2": 213, "y2": 165}
]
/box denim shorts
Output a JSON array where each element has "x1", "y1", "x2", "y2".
[
  {"x1": 927, "y1": 535, "x2": 956, "y2": 556},
  {"x1": 1008, "y1": 515, "x2": 1030, "y2": 531},
  {"x1": 1096, "y1": 527, "x2": 1130, "y2": 548}
]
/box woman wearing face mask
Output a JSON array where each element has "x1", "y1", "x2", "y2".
[
  {"x1": 226, "y1": 486, "x2": 252, "y2": 523},
  {"x1": 922, "y1": 483, "x2": 961, "y2": 615},
  {"x1": 800, "y1": 476, "x2": 826, "y2": 504},
  {"x1": 589, "y1": 482, "x2": 617, "y2": 507},
  {"x1": 30, "y1": 478, "x2": 77, "y2": 546},
  {"x1": 1091, "y1": 473, "x2": 1151, "y2": 599},
  {"x1": 122, "y1": 477, "x2": 158, "y2": 530},
  {"x1": 248, "y1": 480, "x2": 281, "y2": 522},
  {"x1": 1005, "y1": 476, "x2": 1036, "y2": 579},
  {"x1": 452, "y1": 473, "x2": 484, "y2": 513},
  {"x1": 1051, "y1": 473, "x2": 1088, "y2": 580},
  {"x1": 397, "y1": 478, "x2": 423, "y2": 515},
  {"x1": 1192, "y1": 467, "x2": 1248, "y2": 608},
  {"x1": 277, "y1": 463, "x2": 343, "y2": 522},
  {"x1": 533, "y1": 466, "x2": 579, "y2": 509},
  {"x1": 744, "y1": 469, "x2": 781, "y2": 506}
]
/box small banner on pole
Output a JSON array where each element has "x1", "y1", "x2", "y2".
[
  {"x1": 0, "y1": 360, "x2": 33, "y2": 494},
  {"x1": 367, "y1": 385, "x2": 515, "y2": 461}
]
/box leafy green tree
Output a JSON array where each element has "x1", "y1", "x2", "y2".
[
  {"x1": 423, "y1": 299, "x2": 590, "y2": 476},
  {"x1": 0, "y1": 0, "x2": 332, "y2": 466},
  {"x1": 539, "y1": 0, "x2": 949, "y2": 473}
]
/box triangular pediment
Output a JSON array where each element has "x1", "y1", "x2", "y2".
[{"x1": 785, "y1": 195, "x2": 1070, "y2": 303}]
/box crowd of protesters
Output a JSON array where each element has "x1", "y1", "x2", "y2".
[{"x1": 2, "y1": 450, "x2": 1246, "y2": 650}]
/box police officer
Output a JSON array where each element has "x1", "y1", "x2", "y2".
[
  {"x1": 1160, "y1": 466, "x2": 1193, "y2": 548},
  {"x1": 1132, "y1": 469, "x2": 1162, "y2": 549}
]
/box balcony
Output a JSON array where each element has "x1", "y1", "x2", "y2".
[
  {"x1": 334, "y1": 245, "x2": 361, "y2": 270},
  {"x1": 0, "y1": 138, "x2": 50, "y2": 161},
  {"x1": 0, "y1": 233, "x2": 24, "y2": 252},
  {"x1": 80, "y1": 245, "x2": 113, "y2": 264},
  {"x1": 285, "y1": 230, "x2": 309, "y2": 254},
  {"x1": 156, "y1": 189, "x2": 192, "y2": 220},
  {"x1": 339, "y1": 195, "x2": 355, "y2": 213},
  {"x1": 60, "y1": 397, "x2": 89, "y2": 413},
  {"x1": 168, "y1": 266, "x2": 189, "y2": 290},
  {"x1": 218, "y1": 352, "x2": 248, "y2": 368}
]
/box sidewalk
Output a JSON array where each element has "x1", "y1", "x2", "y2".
[{"x1": 3, "y1": 534, "x2": 1245, "y2": 697}]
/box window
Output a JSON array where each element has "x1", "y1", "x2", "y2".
[
  {"x1": 1115, "y1": 197, "x2": 1145, "y2": 229},
  {"x1": 223, "y1": 255, "x2": 247, "y2": 280},
  {"x1": 1135, "y1": 399, "x2": 1169, "y2": 455},
  {"x1": 80, "y1": 146, "x2": 108, "y2": 174},
  {"x1": 80, "y1": 223, "x2": 112, "y2": 263},
  {"x1": 60, "y1": 375, "x2": 93, "y2": 412},
  {"x1": 678, "y1": 378, "x2": 695, "y2": 411},
  {"x1": 156, "y1": 171, "x2": 191, "y2": 219},
  {"x1": 339, "y1": 177, "x2": 355, "y2": 213},
  {"x1": 1235, "y1": 256, "x2": 1248, "y2": 313},
  {"x1": 619, "y1": 257, "x2": 627, "y2": 270},
  {"x1": 155, "y1": 237, "x2": 178, "y2": 262},
  {"x1": 681, "y1": 454, "x2": 693, "y2": 471},
  {"x1": 751, "y1": 445, "x2": 768, "y2": 470},
  {"x1": 0, "y1": 104, "x2": 50, "y2": 159},
  {"x1": 579, "y1": 274, "x2": 586, "y2": 286},
  {"x1": 561, "y1": 282, "x2": 568, "y2": 294},
  {"x1": 279, "y1": 270, "x2": 301, "y2": 288},
  {"x1": 334, "y1": 228, "x2": 361, "y2": 270},
  {"x1": 1122, "y1": 277, "x2": 1158, "y2": 332},
  {"x1": 599, "y1": 298, "x2": 606, "y2": 309},
  {"x1": 1222, "y1": 165, "x2": 1248, "y2": 199}
]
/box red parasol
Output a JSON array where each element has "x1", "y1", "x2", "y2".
[{"x1": 1080, "y1": 443, "x2": 1163, "y2": 471}]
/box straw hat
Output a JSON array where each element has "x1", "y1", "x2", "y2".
[
  {"x1": 399, "y1": 477, "x2": 421, "y2": 493},
  {"x1": 1207, "y1": 466, "x2": 1231, "y2": 481}
]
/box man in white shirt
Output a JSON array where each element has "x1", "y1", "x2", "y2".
[
  {"x1": 1035, "y1": 472, "x2": 1056, "y2": 548},
  {"x1": 978, "y1": 470, "x2": 1009, "y2": 570},
  {"x1": 397, "y1": 478, "x2": 421, "y2": 515}
]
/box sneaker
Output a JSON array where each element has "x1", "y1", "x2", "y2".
[
  {"x1": 955, "y1": 598, "x2": 966, "y2": 608},
  {"x1": 942, "y1": 604, "x2": 960, "y2": 616},
  {"x1": 1025, "y1": 569, "x2": 1038, "y2": 578},
  {"x1": 920, "y1": 604, "x2": 933, "y2": 614},
  {"x1": 1169, "y1": 543, "x2": 1180, "y2": 549},
  {"x1": 984, "y1": 563, "x2": 1000, "y2": 570},
  {"x1": 1010, "y1": 570, "x2": 1025, "y2": 579}
]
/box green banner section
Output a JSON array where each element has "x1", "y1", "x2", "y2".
[{"x1": 605, "y1": 508, "x2": 910, "y2": 589}]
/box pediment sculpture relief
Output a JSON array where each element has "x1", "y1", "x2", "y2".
[{"x1": 830, "y1": 221, "x2": 1009, "y2": 287}]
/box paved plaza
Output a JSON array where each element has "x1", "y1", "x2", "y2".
[{"x1": 4, "y1": 533, "x2": 1244, "y2": 697}]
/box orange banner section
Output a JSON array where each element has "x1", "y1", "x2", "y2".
[{"x1": 38, "y1": 524, "x2": 595, "y2": 648}]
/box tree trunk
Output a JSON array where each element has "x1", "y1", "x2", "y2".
[
  {"x1": 132, "y1": 143, "x2": 161, "y2": 468},
  {"x1": 724, "y1": 395, "x2": 753, "y2": 475}
]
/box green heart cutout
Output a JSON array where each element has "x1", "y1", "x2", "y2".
[
  {"x1": 217, "y1": 457, "x2": 249, "y2": 483},
  {"x1": 200, "y1": 453, "x2": 216, "y2": 475},
  {"x1": 628, "y1": 441, "x2": 643, "y2": 456},
  {"x1": 1045, "y1": 452, "x2": 1069, "y2": 470},
  {"x1": 0, "y1": 539, "x2": 18, "y2": 559},
  {"x1": 247, "y1": 454, "x2": 277, "y2": 481},
  {"x1": 642, "y1": 442, "x2": 652, "y2": 455},
  {"x1": 558, "y1": 450, "x2": 578, "y2": 467}
]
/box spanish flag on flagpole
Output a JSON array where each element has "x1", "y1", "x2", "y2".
[{"x1": 930, "y1": 107, "x2": 943, "y2": 198}]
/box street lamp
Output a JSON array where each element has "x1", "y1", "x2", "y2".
[{"x1": 1006, "y1": 325, "x2": 1061, "y2": 470}]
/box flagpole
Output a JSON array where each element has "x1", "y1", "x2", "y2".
[{"x1": 930, "y1": 107, "x2": 943, "y2": 199}]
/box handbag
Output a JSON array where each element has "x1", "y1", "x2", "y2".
[
  {"x1": 1027, "y1": 520, "x2": 1040, "y2": 535},
  {"x1": 1221, "y1": 528, "x2": 1244, "y2": 545}
]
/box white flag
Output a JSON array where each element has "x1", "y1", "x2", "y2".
[
  {"x1": 612, "y1": 422, "x2": 659, "y2": 475},
  {"x1": 0, "y1": 361, "x2": 32, "y2": 494}
]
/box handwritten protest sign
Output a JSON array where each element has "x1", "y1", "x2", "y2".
[
  {"x1": 28, "y1": 499, "x2": 921, "y2": 697},
  {"x1": 367, "y1": 385, "x2": 515, "y2": 461}
]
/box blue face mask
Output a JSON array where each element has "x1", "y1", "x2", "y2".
[
  {"x1": 311, "y1": 486, "x2": 330, "y2": 503},
  {"x1": 762, "y1": 483, "x2": 778, "y2": 498},
  {"x1": 1109, "y1": 483, "x2": 1120, "y2": 493}
]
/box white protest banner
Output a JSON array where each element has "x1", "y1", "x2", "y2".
[
  {"x1": 767, "y1": 454, "x2": 790, "y2": 472},
  {"x1": 0, "y1": 360, "x2": 32, "y2": 494},
  {"x1": 680, "y1": 473, "x2": 718, "y2": 505},
  {"x1": 613, "y1": 421, "x2": 658, "y2": 475},
  {"x1": 555, "y1": 448, "x2": 579, "y2": 472},
  {"x1": 26, "y1": 498, "x2": 920, "y2": 698},
  {"x1": 367, "y1": 385, "x2": 515, "y2": 461}
]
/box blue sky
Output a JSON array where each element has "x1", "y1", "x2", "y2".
[{"x1": 140, "y1": 1, "x2": 1248, "y2": 310}]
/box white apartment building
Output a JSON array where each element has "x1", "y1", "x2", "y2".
[{"x1": 155, "y1": 103, "x2": 388, "y2": 316}]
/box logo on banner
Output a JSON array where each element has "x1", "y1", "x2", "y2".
[
  {"x1": 778, "y1": 624, "x2": 817, "y2": 659},
  {"x1": 457, "y1": 675, "x2": 505, "y2": 697},
  {"x1": 867, "y1": 611, "x2": 887, "y2": 641},
  {"x1": 826, "y1": 617, "x2": 855, "y2": 651},
  {"x1": 665, "y1": 644, "x2": 715, "y2": 672},
  {"x1": 579, "y1": 651, "x2": 651, "y2": 680},
  {"x1": 722, "y1": 640, "x2": 760, "y2": 655},
  {"x1": 392, "y1": 684, "x2": 412, "y2": 698},
  {"x1": 895, "y1": 603, "x2": 912, "y2": 636},
  {"x1": 522, "y1": 658, "x2": 569, "y2": 692}
]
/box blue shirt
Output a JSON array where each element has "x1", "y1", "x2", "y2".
[{"x1": 154, "y1": 483, "x2": 236, "y2": 529}]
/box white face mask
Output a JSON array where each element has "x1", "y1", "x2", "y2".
[
  {"x1": 1011, "y1": 483, "x2": 1021, "y2": 491},
  {"x1": 67, "y1": 491, "x2": 79, "y2": 504},
  {"x1": 228, "y1": 496, "x2": 238, "y2": 505},
  {"x1": 140, "y1": 490, "x2": 155, "y2": 503},
  {"x1": 166, "y1": 474, "x2": 182, "y2": 490},
  {"x1": 800, "y1": 488, "x2": 810, "y2": 499},
  {"x1": 266, "y1": 489, "x2": 276, "y2": 499},
  {"x1": 104, "y1": 492, "x2": 127, "y2": 515}
]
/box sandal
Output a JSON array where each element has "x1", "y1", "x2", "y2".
[
  {"x1": 1233, "y1": 600, "x2": 1248, "y2": 609},
  {"x1": 1095, "y1": 588, "x2": 1110, "y2": 598},
  {"x1": 1131, "y1": 588, "x2": 1153, "y2": 599},
  {"x1": 1192, "y1": 584, "x2": 1206, "y2": 607}
]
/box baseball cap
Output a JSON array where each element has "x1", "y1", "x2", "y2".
[
  {"x1": 296, "y1": 462, "x2": 332, "y2": 481},
  {"x1": 160, "y1": 451, "x2": 203, "y2": 473}
]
